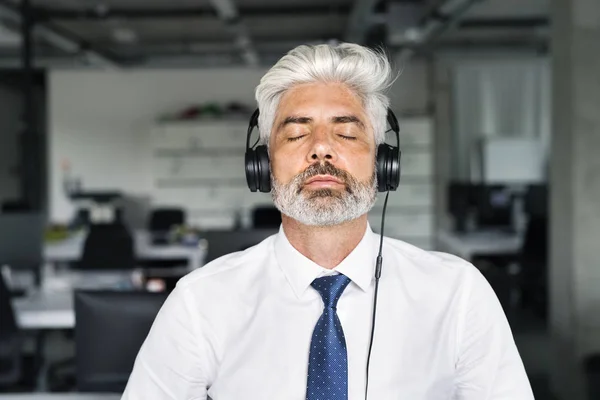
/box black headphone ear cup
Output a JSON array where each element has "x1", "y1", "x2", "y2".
[
  {"x1": 245, "y1": 149, "x2": 259, "y2": 192},
  {"x1": 376, "y1": 144, "x2": 391, "y2": 192},
  {"x1": 376, "y1": 144, "x2": 401, "y2": 192},
  {"x1": 390, "y1": 146, "x2": 401, "y2": 191},
  {"x1": 254, "y1": 145, "x2": 271, "y2": 193}
]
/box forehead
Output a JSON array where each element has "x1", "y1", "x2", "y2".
[{"x1": 276, "y1": 82, "x2": 366, "y2": 116}]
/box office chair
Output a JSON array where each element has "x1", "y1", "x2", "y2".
[
  {"x1": 69, "y1": 208, "x2": 91, "y2": 231},
  {"x1": 251, "y1": 206, "x2": 282, "y2": 228},
  {"x1": 75, "y1": 290, "x2": 168, "y2": 392},
  {"x1": 203, "y1": 228, "x2": 278, "y2": 264},
  {"x1": 143, "y1": 208, "x2": 187, "y2": 268},
  {"x1": 0, "y1": 271, "x2": 22, "y2": 387},
  {"x1": 148, "y1": 208, "x2": 186, "y2": 236},
  {"x1": 78, "y1": 223, "x2": 135, "y2": 270}
]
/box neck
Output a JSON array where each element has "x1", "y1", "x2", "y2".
[{"x1": 281, "y1": 214, "x2": 368, "y2": 269}]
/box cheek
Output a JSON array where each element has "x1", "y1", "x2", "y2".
[
  {"x1": 340, "y1": 151, "x2": 376, "y2": 178},
  {"x1": 270, "y1": 150, "x2": 301, "y2": 180},
  {"x1": 361, "y1": 160, "x2": 376, "y2": 180}
]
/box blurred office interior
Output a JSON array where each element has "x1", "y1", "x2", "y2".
[{"x1": 0, "y1": 0, "x2": 599, "y2": 399}]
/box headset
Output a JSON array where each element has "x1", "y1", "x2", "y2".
[{"x1": 244, "y1": 108, "x2": 401, "y2": 400}]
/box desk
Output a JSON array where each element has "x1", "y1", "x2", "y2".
[
  {"x1": 0, "y1": 394, "x2": 120, "y2": 400},
  {"x1": 436, "y1": 229, "x2": 523, "y2": 261},
  {"x1": 13, "y1": 290, "x2": 74, "y2": 330},
  {"x1": 12, "y1": 270, "x2": 142, "y2": 330},
  {"x1": 45, "y1": 230, "x2": 206, "y2": 270}
]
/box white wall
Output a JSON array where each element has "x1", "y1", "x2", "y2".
[
  {"x1": 451, "y1": 56, "x2": 551, "y2": 180},
  {"x1": 0, "y1": 83, "x2": 21, "y2": 204},
  {"x1": 49, "y1": 59, "x2": 431, "y2": 224}
]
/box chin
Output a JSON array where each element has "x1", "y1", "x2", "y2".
[
  {"x1": 294, "y1": 213, "x2": 361, "y2": 227},
  {"x1": 303, "y1": 187, "x2": 349, "y2": 199}
]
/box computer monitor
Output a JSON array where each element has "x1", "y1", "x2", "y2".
[
  {"x1": 474, "y1": 185, "x2": 514, "y2": 229},
  {"x1": 74, "y1": 290, "x2": 168, "y2": 392},
  {"x1": 0, "y1": 213, "x2": 43, "y2": 276}
]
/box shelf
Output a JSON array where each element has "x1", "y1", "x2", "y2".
[
  {"x1": 155, "y1": 178, "x2": 248, "y2": 188},
  {"x1": 155, "y1": 118, "x2": 250, "y2": 127},
  {"x1": 154, "y1": 148, "x2": 244, "y2": 157},
  {"x1": 370, "y1": 205, "x2": 433, "y2": 214}
]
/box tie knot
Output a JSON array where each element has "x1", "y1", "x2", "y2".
[{"x1": 311, "y1": 274, "x2": 351, "y2": 309}]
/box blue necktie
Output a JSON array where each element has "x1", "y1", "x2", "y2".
[{"x1": 306, "y1": 274, "x2": 352, "y2": 400}]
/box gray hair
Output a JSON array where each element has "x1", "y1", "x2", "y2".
[{"x1": 255, "y1": 43, "x2": 396, "y2": 147}]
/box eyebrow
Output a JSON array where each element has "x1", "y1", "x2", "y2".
[
  {"x1": 331, "y1": 115, "x2": 365, "y2": 130},
  {"x1": 278, "y1": 116, "x2": 312, "y2": 131},
  {"x1": 277, "y1": 115, "x2": 365, "y2": 132}
]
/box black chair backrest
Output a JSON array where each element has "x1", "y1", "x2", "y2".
[
  {"x1": 251, "y1": 206, "x2": 281, "y2": 228},
  {"x1": 148, "y1": 208, "x2": 185, "y2": 232},
  {"x1": 79, "y1": 223, "x2": 135, "y2": 270},
  {"x1": 203, "y1": 228, "x2": 278, "y2": 263},
  {"x1": 0, "y1": 271, "x2": 18, "y2": 338},
  {"x1": 75, "y1": 290, "x2": 168, "y2": 392}
]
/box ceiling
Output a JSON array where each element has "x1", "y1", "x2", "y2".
[{"x1": 0, "y1": 0, "x2": 549, "y2": 68}]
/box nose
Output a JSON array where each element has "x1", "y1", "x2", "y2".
[{"x1": 306, "y1": 129, "x2": 337, "y2": 164}]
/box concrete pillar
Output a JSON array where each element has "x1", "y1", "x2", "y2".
[
  {"x1": 550, "y1": 0, "x2": 600, "y2": 398},
  {"x1": 432, "y1": 57, "x2": 453, "y2": 232}
]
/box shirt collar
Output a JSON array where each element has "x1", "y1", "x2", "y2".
[{"x1": 274, "y1": 223, "x2": 377, "y2": 298}]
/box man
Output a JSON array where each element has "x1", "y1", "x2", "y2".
[{"x1": 122, "y1": 43, "x2": 534, "y2": 399}]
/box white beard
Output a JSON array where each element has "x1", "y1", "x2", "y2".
[{"x1": 270, "y1": 162, "x2": 377, "y2": 226}]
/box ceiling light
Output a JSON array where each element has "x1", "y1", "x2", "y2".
[
  {"x1": 112, "y1": 27, "x2": 138, "y2": 44},
  {"x1": 94, "y1": 3, "x2": 110, "y2": 17},
  {"x1": 439, "y1": 0, "x2": 471, "y2": 15}
]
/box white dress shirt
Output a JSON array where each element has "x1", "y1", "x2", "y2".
[{"x1": 122, "y1": 224, "x2": 534, "y2": 400}]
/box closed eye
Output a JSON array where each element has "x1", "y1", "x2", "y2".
[
  {"x1": 338, "y1": 135, "x2": 357, "y2": 141},
  {"x1": 287, "y1": 135, "x2": 306, "y2": 142}
]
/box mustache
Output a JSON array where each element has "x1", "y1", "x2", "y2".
[
  {"x1": 299, "y1": 162, "x2": 351, "y2": 185},
  {"x1": 294, "y1": 162, "x2": 356, "y2": 196}
]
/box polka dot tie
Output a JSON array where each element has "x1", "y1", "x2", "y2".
[{"x1": 306, "y1": 274, "x2": 352, "y2": 400}]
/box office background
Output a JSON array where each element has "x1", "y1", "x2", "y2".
[{"x1": 0, "y1": 0, "x2": 598, "y2": 399}]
